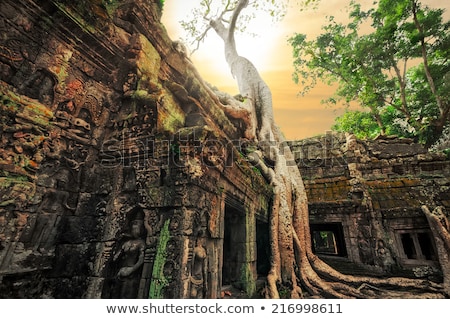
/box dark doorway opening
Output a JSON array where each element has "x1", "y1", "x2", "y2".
[
  {"x1": 222, "y1": 204, "x2": 246, "y2": 286},
  {"x1": 310, "y1": 223, "x2": 347, "y2": 257},
  {"x1": 256, "y1": 220, "x2": 270, "y2": 277}
]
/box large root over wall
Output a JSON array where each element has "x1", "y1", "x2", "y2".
[{"x1": 206, "y1": 0, "x2": 448, "y2": 299}]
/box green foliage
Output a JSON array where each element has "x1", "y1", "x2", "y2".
[
  {"x1": 290, "y1": 0, "x2": 450, "y2": 146},
  {"x1": 170, "y1": 142, "x2": 180, "y2": 155},
  {"x1": 148, "y1": 219, "x2": 171, "y2": 299},
  {"x1": 332, "y1": 110, "x2": 380, "y2": 139},
  {"x1": 252, "y1": 166, "x2": 262, "y2": 176},
  {"x1": 332, "y1": 106, "x2": 418, "y2": 140},
  {"x1": 443, "y1": 149, "x2": 450, "y2": 159},
  {"x1": 158, "y1": 0, "x2": 165, "y2": 10}
]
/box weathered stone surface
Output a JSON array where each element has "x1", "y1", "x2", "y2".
[
  {"x1": 0, "y1": 0, "x2": 271, "y2": 298},
  {"x1": 290, "y1": 132, "x2": 450, "y2": 278}
]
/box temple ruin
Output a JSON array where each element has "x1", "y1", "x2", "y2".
[
  {"x1": 0, "y1": 0, "x2": 449, "y2": 298},
  {"x1": 290, "y1": 133, "x2": 450, "y2": 280}
]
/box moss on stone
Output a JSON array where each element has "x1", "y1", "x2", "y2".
[
  {"x1": 239, "y1": 262, "x2": 256, "y2": 297},
  {"x1": 50, "y1": 61, "x2": 70, "y2": 90},
  {"x1": 235, "y1": 208, "x2": 256, "y2": 297},
  {"x1": 0, "y1": 89, "x2": 53, "y2": 129},
  {"x1": 131, "y1": 34, "x2": 185, "y2": 134},
  {"x1": 104, "y1": 0, "x2": 121, "y2": 16},
  {"x1": 157, "y1": 93, "x2": 185, "y2": 134},
  {"x1": 136, "y1": 34, "x2": 161, "y2": 88},
  {"x1": 53, "y1": 2, "x2": 98, "y2": 33},
  {"x1": 148, "y1": 218, "x2": 171, "y2": 299},
  {"x1": 0, "y1": 177, "x2": 36, "y2": 207}
]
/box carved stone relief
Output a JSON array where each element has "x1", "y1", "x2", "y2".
[
  {"x1": 189, "y1": 231, "x2": 208, "y2": 299},
  {"x1": 106, "y1": 207, "x2": 147, "y2": 298}
]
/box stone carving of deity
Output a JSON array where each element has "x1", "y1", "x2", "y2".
[
  {"x1": 190, "y1": 233, "x2": 207, "y2": 298},
  {"x1": 113, "y1": 219, "x2": 146, "y2": 298}
]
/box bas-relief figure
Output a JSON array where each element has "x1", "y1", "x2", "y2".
[
  {"x1": 112, "y1": 218, "x2": 146, "y2": 298},
  {"x1": 375, "y1": 239, "x2": 394, "y2": 271},
  {"x1": 189, "y1": 231, "x2": 208, "y2": 299}
]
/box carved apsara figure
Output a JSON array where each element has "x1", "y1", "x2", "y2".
[
  {"x1": 113, "y1": 218, "x2": 146, "y2": 298},
  {"x1": 189, "y1": 233, "x2": 208, "y2": 298},
  {"x1": 375, "y1": 239, "x2": 394, "y2": 272}
]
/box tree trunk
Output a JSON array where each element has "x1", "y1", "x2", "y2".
[
  {"x1": 422, "y1": 206, "x2": 450, "y2": 296},
  {"x1": 209, "y1": 0, "x2": 447, "y2": 298},
  {"x1": 411, "y1": 0, "x2": 449, "y2": 147}
]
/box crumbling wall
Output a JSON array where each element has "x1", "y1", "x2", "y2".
[
  {"x1": 0, "y1": 0, "x2": 271, "y2": 298},
  {"x1": 290, "y1": 133, "x2": 450, "y2": 278}
]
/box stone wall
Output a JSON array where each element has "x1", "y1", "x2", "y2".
[
  {"x1": 290, "y1": 132, "x2": 450, "y2": 278},
  {"x1": 0, "y1": 0, "x2": 271, "y2": 298}
]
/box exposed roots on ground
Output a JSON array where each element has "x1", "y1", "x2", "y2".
[
  {"x1": 206, "y1": 0, "x2": 449, "y2": 299},
  {"x1": 263, "y1": 128, "x2": 448, "y2": 299}
]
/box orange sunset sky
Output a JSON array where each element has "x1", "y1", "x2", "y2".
[{"x1": 161, "y1": 0, "x2": 449, "y2": 141}]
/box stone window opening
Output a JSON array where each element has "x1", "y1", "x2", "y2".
[
  {"x1": 313, "y1": 230, "x2": 338, "y2": 255},
  {"x1": 398, "y1": 230, "x2": 437, "y2": 261},
  {"x1": 310, "y1": 223, "x2": 347, "y2": 257}
]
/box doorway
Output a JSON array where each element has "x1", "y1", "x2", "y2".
[
  {"x1": 222, "y1": 204, "x2": 246, "y2": 286},
  {"x1": 256, "y1": 220, "x2": 270, "y2": 277},
  {"x1": 310, "y1": 223, "x2": 347, "y2": 257}
]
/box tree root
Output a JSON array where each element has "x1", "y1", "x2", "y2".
[
  {"x1": 294, "y1": 232, "x2": 446, "y2": 298},
  {"x1": 206, "y1": 0, "x2": 449, "y2": 300},
  {"x1": 421, "y1": 205, "x2": 450, "y2": 296}
]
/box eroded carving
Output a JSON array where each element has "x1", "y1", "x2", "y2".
[
  {"x1": 18, "y1": 69, "x2": 56, "y2": 105},
  {"x1": 189, "y1": 231, "x2": 208, "y2": 299},
  {"x1": 112, "y1": 215, "x2": 146, "y2": 298},
  {"x1": 375, "y1": 239, "x2": 394, "y2": 271}
]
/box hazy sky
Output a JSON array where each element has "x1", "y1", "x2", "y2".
[{"x1": 161, "y1": 0, "x2": 449, "y2": 141}]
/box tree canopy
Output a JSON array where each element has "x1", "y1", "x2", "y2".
[{"x1": 290, "y1": 0, "x2": 449, "y2": 147}]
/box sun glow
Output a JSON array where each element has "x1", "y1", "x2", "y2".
[
  {"x1": 161, "y1": 1, "x2": 281, "y2": 92},
  {"x1": 234, "y1": 14, "x2": 282, "y2": 69}
]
